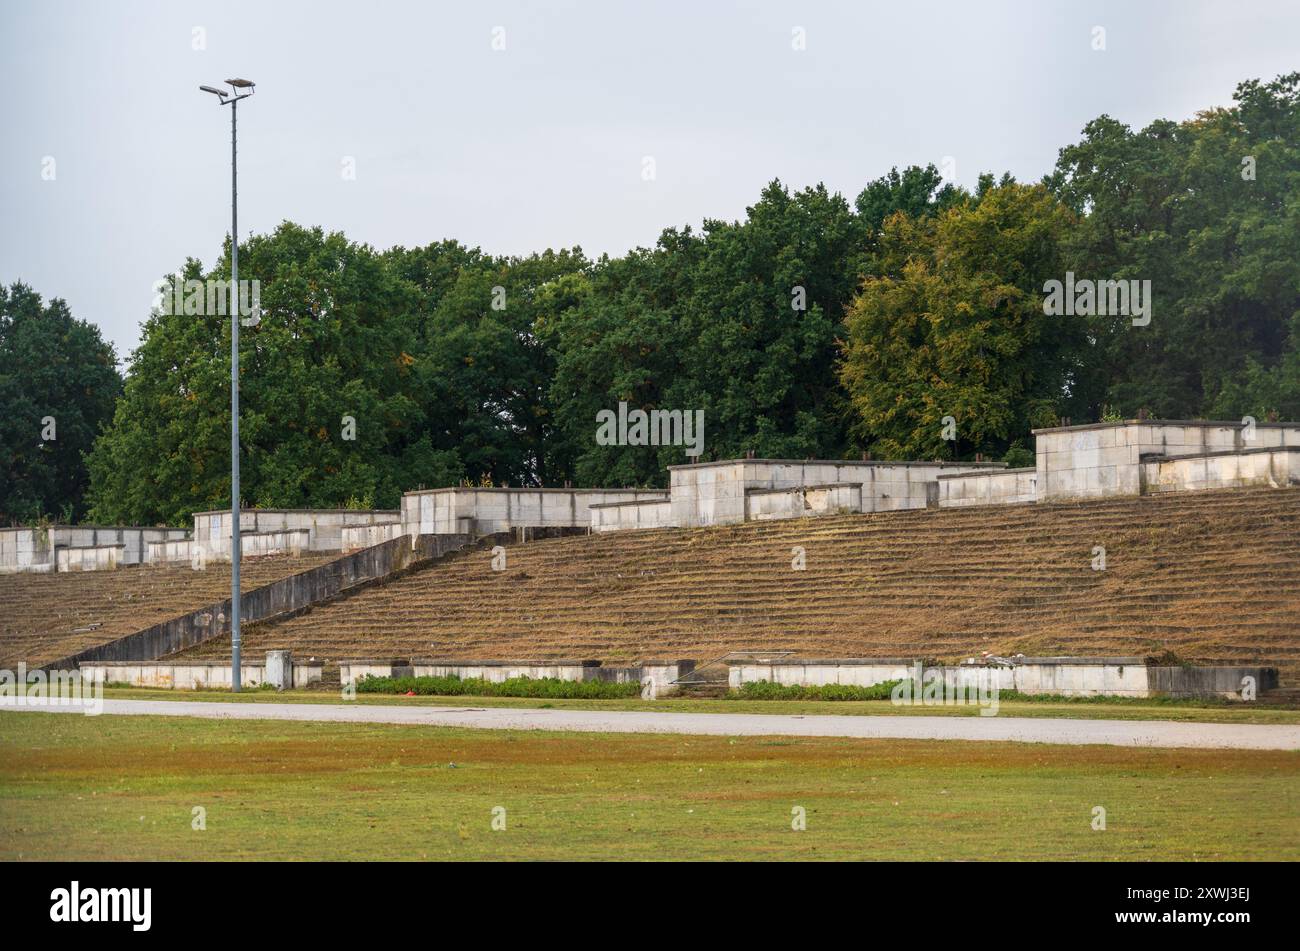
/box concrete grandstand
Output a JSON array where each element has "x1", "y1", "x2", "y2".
[{"x1": 2, "y1": 418, "x2": 1298, "y2": 697}]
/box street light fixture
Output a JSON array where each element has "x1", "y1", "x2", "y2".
[{"x1": 199, "y1": 78, "x2": 255, "y2": 692}]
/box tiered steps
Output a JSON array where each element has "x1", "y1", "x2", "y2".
[
  {"x1": 0, "y1": 553, "x2": 338, "y2": 668},
  {"x1": 175, "y1": 488, "x2": 1300, "y2": 681}
]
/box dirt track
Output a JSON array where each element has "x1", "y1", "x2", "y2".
[{"x1": 8, "y1": 698, "x2": 1299, "y2": 750}]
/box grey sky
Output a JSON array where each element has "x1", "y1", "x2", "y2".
[{"x1": 2, "y1": 0, "x2": 1297, "y2": 365}]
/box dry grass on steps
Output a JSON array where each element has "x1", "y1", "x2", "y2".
[
  {"x1": 0, "y1": 553, "x2": 339, "y2": 668},
  {"x1": 175, "y1": 488, "x2": 1300, "y2": 682}
]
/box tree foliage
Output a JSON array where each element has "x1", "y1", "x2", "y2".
[
  {"x1": 1046, "y1": 72, "x2": 1300, "y2": 419},
  {"x1": 0, "y1": 283, "x2": 121, "y2": 524},
  {"x1": 6, "y1": 72, "x2": 1288, "y2": 525},
  {"x1": 840, "y1": 183, "x2": 1079, "y2": 459}
]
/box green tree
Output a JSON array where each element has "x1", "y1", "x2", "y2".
[
  {"x1": 0, "y1": 282, "x2": 122, "y2": 524},
  {"x1": 410, "y1": 247, "x2": 589, "y2": 487},
  {"x1": 1047, "y1": 72, "x2": 1300, "y2": 419},
  {"x1": 547, "y1": 235, "x2": 699, "y2": 486},
  {"x1": 86, "y1": 223, "x2": 456, "y2": 524},
  {"x1": 839, "y1": 183, "x2": 1078, "y2": 459},
  {"x1": 550, "y1": 180, "x2": 869, "y2": 485}
]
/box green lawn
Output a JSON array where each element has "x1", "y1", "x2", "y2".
[
  {"x1": 96, "y1": 685, "x2": 1300, "y2": 725},
  {"x1": 2, "y1": 711, "x2": 1296, "y2": 860}
]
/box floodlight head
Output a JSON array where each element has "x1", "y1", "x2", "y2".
[
  {"x1": 226, "y1": 78, "x2": 255, "y2": 89},
  {"x1": 199, "y1": 85, "x2": 228, "y2": 98}
]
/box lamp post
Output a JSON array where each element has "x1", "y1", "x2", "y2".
[{"x1": 200, "y1": 78, "x2": 255, "y2": 692}]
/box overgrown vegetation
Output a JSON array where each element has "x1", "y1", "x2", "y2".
[
  {"x1": 355, "y1": 673, "x2": 642, "y2": 699},
  {"x1": 0, "y1": 283, "x2": 122, "y2": 524},
  {"x1": 728, "y1": 679, "x2": 904, "y2": 701},
  {"x1": 729, "y1": 679, "x2": 1241, "y2": 706}
]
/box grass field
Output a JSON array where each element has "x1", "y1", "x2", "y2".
[
  {"x1": 97, "y1": 685, "x2": 1300, "y2": 724},
  {"x1": 2, "y1": 711, "x2": 1297, "y2": 860}
]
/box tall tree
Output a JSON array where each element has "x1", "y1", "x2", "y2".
[
  {"x1": 411, "y1": 247, "x2": 589, "y2": 487},
  {"x1": 1047, "y1": 72, "x2": 1300, "y2": 419},
  {"x1": 86, "y1": 223, "x2": 453, "y2": 524},
  {"x1": 549, "y1": 180, "x2": 869, "y2": 486},
  {"x1": 839, "y1": 183, "x2": 1078, "y2": 460},
  {"x1": 0, "y1": 282, "x2": 122, "y2": 524}
]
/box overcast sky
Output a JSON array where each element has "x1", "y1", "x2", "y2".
[{"x1": 2, "y1": 0, "x2": 1297, "y2": 364}]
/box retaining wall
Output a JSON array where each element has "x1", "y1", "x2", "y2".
[
  {"x1": 342, "y1": 521, "x2": 405, "y2": 551},
  {"x1": 81, "y1": 660, "x2": 322, "y2": 690},
  {"x1": 1, "y1": 525, "x2": 189, "y2": 573},
  {"x1": 590, "y1": 498, "x2": 674, "y2": 532},
  {"x1": 746, "y1": 483, "x2": 863, "y2": 521},
  {"x1": 55, "y1": 545, "x2": 125, "y2": 572},
  {"x1": 146, "y1": 539, "x2": 194, "y2": 564},
  {"x1": 341, "y1": 658, "x2": 694, "y2": 695},
  {"x1": 728, "y1": 657, "x2": 1276, "y2": 699},
  {"x1": 667, "y1": 459, "x2": 1004, "y2": 528}
]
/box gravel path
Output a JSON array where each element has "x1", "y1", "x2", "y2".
[{"x1": 6, "y1": 698, "x2": 1300, "y2": 749}]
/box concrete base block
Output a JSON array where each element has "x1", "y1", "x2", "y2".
[{"x1": 266, "y1": 650, "x2": 292, "y2": 691}]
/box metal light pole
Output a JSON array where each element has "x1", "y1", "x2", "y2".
[{"x1": 200, "y1": 79, "x2": 255, "y2": 692}]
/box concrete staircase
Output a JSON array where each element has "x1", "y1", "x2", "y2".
[
  {"x1": 174, "y1": 488, "x2": 1300, "y2": 683},
  {"x1": 0, "y1": 553, "x2": 338, "y2": 669}
]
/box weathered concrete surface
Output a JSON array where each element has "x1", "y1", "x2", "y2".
[
  {"x1": 55, "y1": 545, "x2": 125, "y2": 572},
  {"x1": 8, "y1": 698, "x2": 1299, "y2": 750},
  {"x1": 590, "y1": 498, "x2": 674, "y2": 532},
  {"x1": 192, "y1": 508, "x2": 399, "y2": 560},
  {"x1": 338, "y1": 658, "x2": 692, "y2": 695},
  {"x1": 80, "y1": 660, "x2": 322, "y2": 689},
  {"x1": 1, "y1": 526, "x2": 189, "y2": 572},
  {"x1": 1033, "y1": 420, "x2": 1300, "y2": 502},
  {"x1": 341, "y1": 521, "x2": 404, "y2": 551},
  {"x1": 403, "y1": 487, "x2": 664, "y2": 536},
  {"x1": 1142, "y1": 446, "x2": 1300, "y2": 495},
  {"x1": 746, "y1": 483, "x2": 862, "y2": 521},
  {"x1": 938, "y1": 468, "x2": 1037, "y2": 508},
  {"x1": 668, "y1": 459, "x2": 1004, "y2": 528},
  {"x1": 265, "y1": 651, "x2": 293, "y2": 690},
  {"x1": 729, "y1": 657, "x2": 1277, "y2": 699}
]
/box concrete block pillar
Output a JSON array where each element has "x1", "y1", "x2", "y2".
[{"x1": 266, "y1": 650, "x2": 292, "y2": 691}]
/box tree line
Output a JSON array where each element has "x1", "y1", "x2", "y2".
[{"x1": 3, "y1": 73, "x2": 1296, "y2": 526}]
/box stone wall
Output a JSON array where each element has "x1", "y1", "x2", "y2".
[
  {"x1": 146, "y1": 539, "x2": 194, "y2": 564},
  {"x1": 0, "y1": 528, "x2": 51, "y2": 572},
  {"x1": 728, "y1": 656, "x2": 1276, "y2": 699},
  {"x1": 1141, "y1": 447, "x2": 1300, "y2": 495},
  {"x1": 341, "y1": 657, "x2": 693, "y2": 695},
  {"x1": 341, "y1": 521, "x2": 405, "y2": 551},
  {"x1": 590, "y1": 498, "x2": 674, "y2": 532},
  {"x1": 938, "y1": 468, "x2": 1037, "y2": 508},
  {"x1": 0, "y1": 526, "x2": 189, "y2": 573},
  {"x1": 401, "y1": 487, "x2": 665, "y2": 536},
  {"x1": 55, "y1": 545, "x2": 125, "y2": 572},
  {"x1": 81, "y1": 659, "x2": 323, "y2": 690},
  {"x1": 1033, "y1": 420, "x2": 1300, "y2": 502},
  {"x1": 242, "y1": 529, "x2": 311, "y2": 558},
  {"x1": 667, "y1": 459, "x2": 1004, "y2": 528},
  {"x1": 192, "y1": 508, "x2": 399, "y2": 560},
  {"x1": 746, "y1": 483, "x2": 863, "y2": 521}
]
